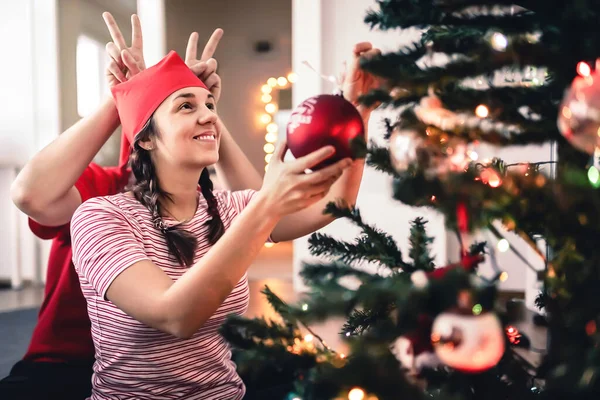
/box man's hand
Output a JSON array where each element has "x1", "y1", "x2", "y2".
[
  {"x1": 103, "y1": 12, "x2": 145, "y2": 87},
  {"x1": 185, "y1": 29, "x2": 224, "y2": 102},
  {"x1": 340, "y1": 42, "x2": 382, "y2": 117}
]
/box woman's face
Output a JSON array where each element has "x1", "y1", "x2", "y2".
[{"x1": 149, "y1": 86, "x2": 219, "y2": 169}]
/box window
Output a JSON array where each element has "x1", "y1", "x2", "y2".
[{"x1": 76, "y1": 35, "x2": 109, "y2": 117}]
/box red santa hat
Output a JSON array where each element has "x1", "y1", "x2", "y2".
[{"x1": 111, "y1": 50, "x2": 209, "y2": 167}]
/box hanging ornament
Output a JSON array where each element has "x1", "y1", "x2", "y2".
[
  {"x1": 389, "y1": 128, "x2": 469, "y2": 174},
  {"x1": 557, "y1": 59, "x2": 600, "y2": 155},
  {"x1": 430, "y1": 311, "x2": 505, "y2": 373},
  {"x1": 390, "y1": 315, "x2": 441, "y2": 373},
  {"x1": 286, "y1": 94, "x2": 365, "y2": 170}
]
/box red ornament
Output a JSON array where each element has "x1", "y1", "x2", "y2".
[
  {"x1": 426, "y1": 254, "x2": 484, "y2": 280},
  {"x1": 286, "y1": 94, "x2": 365, "y2": 170},
  {"x1": 456, "y1": 202, "x2": 469, "y2": 233}
]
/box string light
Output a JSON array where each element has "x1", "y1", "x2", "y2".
[
  {"x1": 500, "y1": 271, "x2": 509, "y2": 282},
  {"x1": 261, "y1": 84, "x2": 272, "y2": 94},
  {"x1": 348, "y1": 388, "x2": 366, "y2": 400},
  {"x1": 497, "y1": 239, "x2": 510, "y2": 252},
  {"x1": 287, "y1": 72, "x2": 298, "y2": 83},
  {"x1": 475, "y1": 104, "x2": 489, "y2": 118},
  {"x1": 304, "y1": 334, "x2": 314, "y2": 342},
  {"x1": 588, "y1": 166, "x2": 600, "y2": 188},
  {"x1": 301, "y1": 303, "x2": 309, "y2": 311},
  {"x1": 265, "y1": 132, "x2": 277, "y2": 143},
  {"x1": 577, "y1": 61, "x2": 591, "y2": 77},
  {"x1": 260, "y1": 114, "x2": 272, "y2": 124},
  {"x1": 263, "y1": 143, "x2": 275, "y2": 153},
  {"x1": 265, "y1": 103, "x2": 277, "y2": 113},
  {"x1": 260, "y1": 72, "x2": 298, "y2": 174},
  {"x1": 490, "y1": 32, "x2": 508, "y2": 51}
]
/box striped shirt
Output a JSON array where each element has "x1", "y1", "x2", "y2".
[{"x1": 71, "y1": 189, "x2": 262, "y2": 400}]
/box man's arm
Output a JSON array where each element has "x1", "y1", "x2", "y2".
[
  {"x1": 11, "y1": 98, "x2": 120, "y2": 227},
  {"x1": 214, "y1": 119, "x2": 263, "y2": 191}
]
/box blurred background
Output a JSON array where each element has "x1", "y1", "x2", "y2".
[{"x1": 0, "y1": 0, "x2": 548, "y2": 376}]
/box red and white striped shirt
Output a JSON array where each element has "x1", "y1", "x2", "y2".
[{"x1": 71, "y1": 189, "x2": 262, "y2": 400}]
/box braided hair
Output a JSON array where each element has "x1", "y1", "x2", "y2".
[{"x1": 128, "y1": 117, "x2": 225, "y2": 267}]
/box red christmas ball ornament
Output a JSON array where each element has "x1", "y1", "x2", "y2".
[
  {"x1": 557, "y1": 59, "x2": 600, "y2": 155},
  {"x1": 286, "y1": 94, "x2": 365, "y2": 170}
]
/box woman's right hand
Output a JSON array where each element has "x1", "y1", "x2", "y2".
[{"x1": 258, "y1": 139, "x2": 352, "y2": 218}]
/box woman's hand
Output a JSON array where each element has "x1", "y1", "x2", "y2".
[
  {"x1": 258, "y1": 140, "x2": 353, "y2": 218},
  {"x1": 340, "y1": 42, "x2": 382, "y2": 118}
]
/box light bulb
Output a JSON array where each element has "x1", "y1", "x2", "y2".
[
  {"x1": 265, "y1": 103, "x2": 277, "y2": 113},
  {"x1": 264, "y1": 242, "x2": 274, "y2": 248},
  {"x1": 287, "y1": 72, "x2": 298, "y2": 83},
  {"x1": 304, "y1": 334, "x2": 314, "y2": 342},
  {"x1": 261, "y1": 94, "x2": 272, "y2": 103},
  {"x1": 267, "y1": 122, "x2": 278, "y2": 133},
  {"x1": 277, "y1": 76, "x2": 288, "y2": 86},
  {"x1": 500, "y1": 271, "x2": 509, "y2": 282},
  {"x1": 265, "y1": 132, "x2": 277, "y2": 143},
  {"x1": 267, "y1": 77, "x2": 277, "y2": 87},
  {"x1": 475, "y1": 104, "x2": 489, "y2": 118},
  {"x1": 497, "y1": 239, "x2": 510, "y2": 253},
  {"x1": 588, "y1": 166, "x2": 600, "y2": 187},
  {"x1": 263, "y1": 143, "x2": 275, "y2": 153},
  {"x1": 348, "y1": 388, "x2": 366, "y2": 400},
  {"x1": 490, "y1": 32, "x2": 508, "y2": 51},
  {"x1": 261, "y1": 84, "x2": 272, "y2": 94},
  {"x1": 264, "y1": 154, "x2": 273, "y2": 163},
  {"x1": 260, "y1": 114, "x2": 272, "y2": 124},
  {"x1": 577, "y1": 61, "x2": 591, "y2": 77}
]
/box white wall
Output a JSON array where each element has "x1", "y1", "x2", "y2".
[
  {"x1": 164, "y1": 0, "x2": 292, "y2": 175},
  {"x1": 0, "y1": 0, "x2": 136, "y2": 285},
  {"x1": 0, "y1": 0, "x2": 61, "y2": 286}
]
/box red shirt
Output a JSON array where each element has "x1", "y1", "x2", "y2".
[{"x1": 23, "y1": 163, "x2": 130, "y2": 363}]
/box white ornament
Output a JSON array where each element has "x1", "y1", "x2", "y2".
[
  {"x1": 390, "y1": 336, "x2": 441, "y2": 373},
  {"x1": 411, "y1": 270, "x2": 429, "y2": 289},
  {"x1": 431, "y1": 312, "x2": 505, "y2": 373}
]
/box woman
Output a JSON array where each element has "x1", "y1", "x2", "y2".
[
  {"x1": 3, "y1": 13, "x2": 245, "y2": 400},
  {"x1": 71, "y1": 44, "x2": 378, "y2": 399}
]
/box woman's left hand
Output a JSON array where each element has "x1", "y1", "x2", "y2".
[{"x1": 340, "y1": 42, "x2": 382, "y2": 118}]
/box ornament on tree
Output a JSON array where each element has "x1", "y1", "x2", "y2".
[
  {"x1": 557, "y1": 59, "x2": 600, "y2": 155},
  {"x1": 286, "y1": 94, "x2": 365, "y2": 170},
  {"x1": 389, "y1": 128, "x2": 469, "y2": 174},
  {"x1": 390, "y1": 315, "x2": 441, "y2": 373},
  {"x1": 430, "y1": 310, "x2": 505, "y2": 373}
]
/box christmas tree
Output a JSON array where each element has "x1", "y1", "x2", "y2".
[{"x1": 220, "y1": 1, "x2": 600, "y2": 399}]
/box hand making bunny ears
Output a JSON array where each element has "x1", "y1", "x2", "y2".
[{"x1": 102, "y1": 12, "x2": 224, "y2": 102}]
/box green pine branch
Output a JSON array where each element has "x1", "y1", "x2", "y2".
[
  {"x1": 408, "y1": 217, "x2": 436, "y2": 271},
  {"x1": 300, "y1": 262, "x2": 376, "y2": 286},
  {"x1": 219, "y1": 315, "x2": 297, "y2": 350},
  {"x1": 309, "y1": 202, "x2": 409, "y2": 270},
  {"x1": 340, "y1": 304, "x2": 397, "y2": 336}
]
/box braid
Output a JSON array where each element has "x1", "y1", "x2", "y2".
[
  {"x1": 128, "y1": 118, "x2": 198, "y2": 267},
  {"x1": 199, "y1": 168, "x2": 225, "y2": 244}
]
